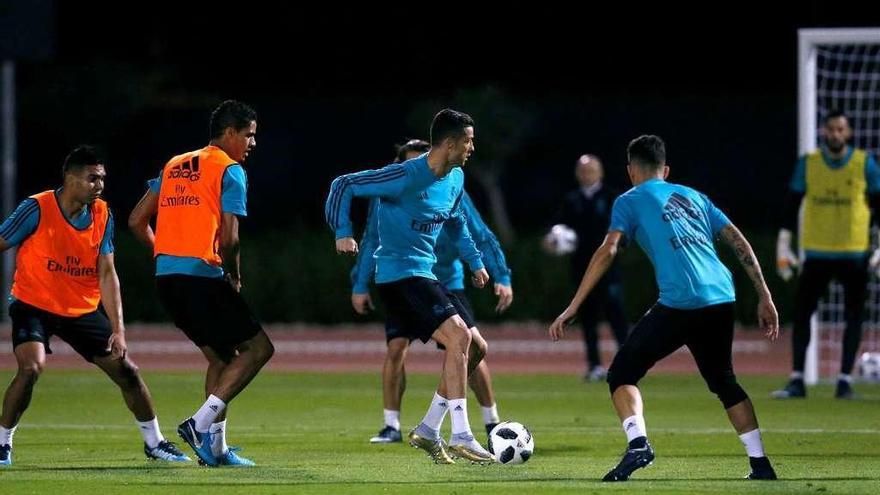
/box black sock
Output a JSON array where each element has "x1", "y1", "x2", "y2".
[{"x1": 628, "y1": 436, "x2": 647, "y2": 449}]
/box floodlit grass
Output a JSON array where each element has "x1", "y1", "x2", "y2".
[{"x1": 0, "y1": 370, "x2": 877, "y2": 494}]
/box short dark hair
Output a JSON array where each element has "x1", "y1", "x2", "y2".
[
  {"x1": 824, "y1": 109, "x2": 849, "y2": 125},
  {"x1": 209, "y1": 100, "x2": 257, "y2": 139},
  {"x1": 429, "y1": 109, "x2": 474, "y2": 146},
  {"x1": 62, "y1": 145, "x2": 102, "y2": 177},
  {"x1": 627, "y1": 135, "x2": 666, "y2": 170},
  {"x1": 394, "y1": 139, "x2": 431, "y2": 163}
]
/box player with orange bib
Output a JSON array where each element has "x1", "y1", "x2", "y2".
[
  {"x1": 0, "y1": 146, "x2": 190, "y2": 466},
  {"x1": 129, "y1": 100, "x2": 274, "y2": 467}
]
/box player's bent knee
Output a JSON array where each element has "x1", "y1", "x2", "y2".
[
  {"x1": 449, "y1": 317, "x2": 471, "y2": 335},
  {"x1": 203, "y1": 345, "x2": 234, "y2": 365},
  {"x1": 471, "y1": 335, "x2": 487, "y2": 360},
  {"x1": 18, "y1": 361, "x2": 44, "y2": 381},
  {"x1": 717, "y1": 385, "x2": 748, "y2": 409},
  {"x1": 438, "y1": 317, "x2": 471, "y2": 354},
  {"x1": 607, "y1": 372, "x2": 638, "y2": 395},
  {"x1": 720, "y1": 388, "x2": 749, "y2": 409},
  {"x1": 387, "y1": 338, "x2": 409, "y2": 359},
  {"x1": 261, "y1": 339, "x2": 275, "y2": 363},
  {"x1": 709, "y1": 377, "x2": 748, "y2": 409},
  {"x1": 388, "y1": 350, "x2": 407, "y2": 366},
  {"x1": 116, "y1": 359, "x2": 143, "y2": 387},
  {"x1": 447, "y1": 338, "x2": 469, "y2": 356},
  {"x1": 453, "y1": 328, "x2": 472, "y2": 354},
  {"x1": 244, "y1": 331, "x2": 274, "y2": 364},
  {"x1": 606, "y1": 358, "x2": 645, "y2": 395},
  {"x1": 705, "y1": 371, "x2": 747, "y2": 407},
  {"x1": 121, "y1": 359, "x2": 140, "y2": 376}
]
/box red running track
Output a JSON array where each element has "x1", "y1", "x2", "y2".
[{"x1": 0, "y1": 322, "x2": 791, "y2": 375}]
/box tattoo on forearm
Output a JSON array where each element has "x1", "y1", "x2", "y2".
[
  {"x1": 724, "y1": 226, "x2": 766, "y2": 288},
  {"x1": 734, "y1": 237, "x2": 755, "y2": 267}
]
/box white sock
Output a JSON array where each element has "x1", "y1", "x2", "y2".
[
  {"x1": 137, "y1": 417, "x2": 165, "y2": 449},
  {"x1": 622, "y1": 414, "x2": 647, "y2": 442},
  {"x1": 838, "y1": 373, "x2": 853, "y2": 383},
  {"x1": 420, "y1": 393, "x2": 449, "y2": 431},
  {"x1": 193, "y1": 395, "x2": 226, "y2": 432},
  {"x1": 738, "y1": 428, "x2": 766, "y2": 458},
  {"x1": 481, "y1": 403, "x2": 499, "y2": 425},
  {"x1": 383, "y1": 409, "x2": 400, "y2": 431},
  {"x1": 448, "y1": 398, "x2": 473, "y2": 436},
  {"x1": 790, "y1": 371, "x2": 804, "y2": 380},
  {"x1": 0, "y1": 424, "x2": 17, "y2": 446},
  {"x1": 210, "y1": 420, "x2": 228, "y2": 456}
]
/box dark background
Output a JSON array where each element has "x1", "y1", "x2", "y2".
[{"x1": 2, "y1": 1, "x2": 878, "y2": 323}]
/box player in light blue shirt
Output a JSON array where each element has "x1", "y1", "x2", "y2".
[
  {"x1": 549, "y1": 135, "x2": 780, "y2": 482},
  {"x1": 326, "y1": 109, "x2": 494, "y2": 463},
  {"x1": 351, "y1": 194, "x2": 511, "y2": 301},
  {"x1": 326, "y1": 154, "x2": 485, "y2": 284},
  {"x1": 609, "y1": 180, "x2": 736, "y2": 310},
  {"x1": 350, "y1": 139, "x2": 513, "y2": 444}
]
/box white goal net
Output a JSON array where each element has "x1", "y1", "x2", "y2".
[{"x1": 800, "y1": 28, "x2": 880, "y2": 384}]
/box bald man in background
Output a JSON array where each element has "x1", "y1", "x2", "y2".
[{"x1": 544, "y1": 155, "x2": 630, "y2": 381}]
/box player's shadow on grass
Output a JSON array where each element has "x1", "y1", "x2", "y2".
[
  {"x1": 534, "y1": 445, "x2": 608, "y2": 455},
  {"x1": 16, "y1": 466, "x2": 178, "y2": 472},
  {"x1": 636, "y1": 477, "x2": 880, "y2": 482},
  {"x1": 16, "y1": 465, "x2": 318, "y2": 478},
  {"x1": 113, "y1": 478, "x2": 613, "y2": 487},
  {"x1": 655, "y1": 449, "x2": 880, "y2": 464},
  {"x1": 672, "y1": 452, "x2": 880, "y2": 459},
  {"x1": 773, "y1": 452, "x2": 880, "y2": 458}
]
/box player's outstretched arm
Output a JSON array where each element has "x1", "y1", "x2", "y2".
[
  {"x1": 719, "y1": 224, "x2": 779, "y2": 341},
  {"x1": 325, "y1": 164, "x2": 412, "y2": 254},
  {"x1": 549, "y1": 231, "x2": 623, "y2": 341},
  {"x1": 128, "y1": 190, "x2": 159, "y2": 250}
]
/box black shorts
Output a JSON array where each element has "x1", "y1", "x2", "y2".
[
  {"x1": 378, "y1": 278, "x2": 476, "y2": 343},
  {"x1": 157, "y1": 275, "x2": 262, "y2": 357},
  {"x1": 8, "y1": 300, "x2": 112, "y2": 362},
  {"x1": 607, "y1": 302, "x2": 736, "y2": 389},
  {"x1": 449, "y1": 289, "x2": 475, "y2": 323}
]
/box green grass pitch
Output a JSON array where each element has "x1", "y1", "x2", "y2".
[{"x1": 0, "y1": 370, "x2": 877, "y2": 494}]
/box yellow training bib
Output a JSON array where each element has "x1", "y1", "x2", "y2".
[{"x1": 801, "y1": 148, "x2": 870, "y2": 253}]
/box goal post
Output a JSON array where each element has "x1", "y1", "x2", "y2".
[{"x1": 798, "y1": 28, "x2": 880, "y2": 385}]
